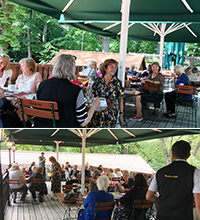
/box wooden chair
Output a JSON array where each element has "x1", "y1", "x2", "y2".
[
  {"x1": 8, "y1": 179, "x2": 26, "y2": 203},
  {"x1": 17, "y1": 98, "x2": 59, "y2": 128},
  {"x1": 175, "y1": 85, "x2": 197, "y2": 127},
  {"x1": 141, "y1": 82, "x2": 163, "y2": 119},
  {"x1": 130, "y1": 199, "x2": 153, "y2": 220},
  {"x1": 93, "y1": 201, "x2": 115, "y2": 220},
  {"x1": 62, "y1": 184, "x2": 80, "y2": 193},
  {"x1": 77, "y1": 75, "x2": 89, "y2": 84}
]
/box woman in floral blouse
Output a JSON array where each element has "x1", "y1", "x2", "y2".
[
  {"x1": 49, "y1": 156, "x2": 61, "y2": 200},
  {"x1": 89, "y1": 59, "x2": 123, "y2": 128}
]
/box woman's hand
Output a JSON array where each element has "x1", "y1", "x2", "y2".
[
  {"x1": 92, "y1": 97, "x2": 100, "y2": 109},
  {"x1": 17, "y1": 109, "x2": 28, "y2": 122}
]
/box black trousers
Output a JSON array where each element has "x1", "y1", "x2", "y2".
[
  {"x1": 13, "y1": 185, "x2": 28, "y2": 199},
  {"x1": 164, "y1": 91, "x2": 176, "y2": 113}
]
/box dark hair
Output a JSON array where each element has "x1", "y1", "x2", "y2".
[
  {"x1": 130, "y1": 173, "x2": 148, "y2": 195},
  {"x1": 151, "y1": 62, "x2": 161, "y2": 72},
  {"x1": 172, "y1": 140, "x2": 191, "y2": 159}
]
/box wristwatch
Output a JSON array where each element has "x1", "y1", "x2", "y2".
[{"x1": 119, "y1": 112, "x2": 123, "y2": 114}]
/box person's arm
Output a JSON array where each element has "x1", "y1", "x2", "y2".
[
  {"x1": 118, "y1": 98, "x2": 123, "y2": 127},
  {"x1": 194, "y1": 193, "x2": 200, "y2": 218},
  {"x1": 20, "y1": 175, "x2": 26, "y2": 185},
  {"x1": 118, "y1": 180, "x2": 125, "y2": 193},
  {"x1": 35, "y1": 72, "x2": 43, "y2": 91},
  {"x1": 146, "y1": 190, "x2": 158, "y2": 202},
  {"x1": 80, "y1": 97, "x2": 100, "y2": 127}
]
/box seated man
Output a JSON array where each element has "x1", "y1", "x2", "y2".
[
  {"x1": 81, "y1": 60, "x2": 98, "y2": 81},
  {"x1": 29, "y1": 166, "x2": 47, "y2": 202}
]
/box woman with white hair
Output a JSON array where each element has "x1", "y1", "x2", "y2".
[
  {"x1": 78, "y1": 175, "x2": 114, "y2": 220},
  {"x1": 9, "y1": 163, "x2": 28, "y2": 203},
  {"x1": 164, "y1": 64, "x2": 191, "y2": 118},
  {"x1": 35, "y1": 54, "x2": 100, "y2": 127}
]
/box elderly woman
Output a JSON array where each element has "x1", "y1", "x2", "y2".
[
  {"x1": 78, "y1": 175, "x2": 114, "y2": 220},
  {"x1": 131, "y1": 62, "x2": 164, "y2": 121},
  {"x1": 0, "y1": 54, "x2": 13, "y2": 87},
  {"x1": 49, "y1": 156, "x2": 61, "y2": 200},
  {"x1": 89, "y1": 59, "x2": 123, "y2": 128},
  {"x1": 113, "y1": 174, "x2": 149, "y2": 220},
  {"x1": 89, "y1": 169, "x2": 101, "y2": 192},
  {"x1": 164, "y1": 64, "x2": 191, "y2": 118},
  {"x1": 15, "y1": 58, "x2": 43, "y2": 93},
  {"x1": 118, "y1": 170, "x2": 135, "y2": 193},
  {"x1": 35, "y1": 54, "x2": 100, "y2": 128},
  {"x1": 8, "y1": 163, "x2": 28, "y2": 203}
]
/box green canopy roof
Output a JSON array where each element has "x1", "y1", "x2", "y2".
[
  {"x1": 9, "y1": 0, "x2": 200, "y2": 42},
  {"x1": 6, "y1": 129, "x2": 200, "y2": 147}
]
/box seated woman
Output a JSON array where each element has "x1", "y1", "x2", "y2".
[
  {"x1": 89, "y1": 169, "x2": 101, "y2": 192},
  {"x1": 118, "y1": 170, "x2": 135, "y2": 193},
  {"x1": 164, "y1": 64, "x2": 191, "y2": 118},
  {"x1": 0, "y1": 54, "x2": 13, "y2": 87},
  {"x1": 108, "y1": 168, "x2": 117, "y2": 180},
  {"x1": 29, "y1": 166, "x2": 47, "y2": 202},
  {"x1": 113, "y1": 173, "x2": 149, "y2": 220},
  {"x1": 89, "y1": 59, "x2": 123, "y2": 128},
  {"x1": 35, "y1": 54, "x2": 100, "y2": 128},
  {"x1": 131, "y1": 62, "x2": 164, "y2": 121},
  {"x1": 78, "y1": 175, "x2": 114, "y2": 220},
  {"x1": 15, "y1": 58, "x2": 43, "y2": 93},
  {"x1": 8, "y1": 163, "x2": 28, "y2": 203}
]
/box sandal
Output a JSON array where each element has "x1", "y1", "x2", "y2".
[
  {"x1": 163, "y1": 111, "x2": 171, "y2": 116},
  {"x1": 166, "y1": 113, "x2": 176, "y2": 118}
]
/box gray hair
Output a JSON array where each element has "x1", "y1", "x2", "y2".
[
  {"x1": 52, "y1": 54, "x2": 76, "y2": 80},
  {"x1": 185, "y1": 66, "x2": 192, "y2": 73},
  {"x1": 174, "y1": 65, "x2": 184, "y2": 74},
  {"x1": 97, "y1": 175, "x2": 110, "y2": 191},
  {"x1": 92, "y1": 169, "x2": 101, "y2": 180},
  {"x1": 87, "y1": 60, "x2": 97, "y2": 68}
]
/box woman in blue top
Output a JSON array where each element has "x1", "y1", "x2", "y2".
[
  {"x1": 78, "y1": 175, "x2": 114, "y2": 220},
  {"x1": 113, "y1": 173, "x2": 149, "y2": 220},
  {"x1": 164, "y1": 65, "x2": 190, "y2": 118}
]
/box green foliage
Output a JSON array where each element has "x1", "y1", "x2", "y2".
[
  {"x1": 184, "y1": 61, "x2": 189, "y2": 66},
  {"x1": 186, "y1": 43, "x2": 200, "y2": 57},
  {"x1": 145, "y1": 58, "x2": 159, "y2": 63},
  {"x1": 195, "y1": 62, "x2": 200, "y2": 67}
]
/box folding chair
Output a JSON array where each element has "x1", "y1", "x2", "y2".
[
  {"x1": 17, "y1": 98, "x2": 59, "y2": 128},
  {"x1": 175, "y1": 85, "x2": 197, "y2": 127},
  {"x1": 141, "y1": 83, "x2": 163, "y2": 120},
  {"x1": 130, "y1": 199, "x2": 153, "y2": 220},
  {"x1": 93, "y1": 201, "x2": 115, "y2": 220},
  {"x1": 8, "y1": 179, "x2": 26, "y2": 204},
  {"x1": 30, "y1": 178, "x2": 46, "y2": 202}
]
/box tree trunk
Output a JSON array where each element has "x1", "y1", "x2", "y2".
[
  {"x1": 42, "y1": 22, "x2": 48, "y2": 43},
  {"x1": 27, "y1": 10, "x2": 35, "y2": 58},
  {"x1": 124, "y1": 145, "x2": 129, "y2": 154},
  {"x1": 160, "y1": 138, "x2": 170, "y2": 165},
  {"x1": 193, "y1": 140, "x2": 200, "y2": 157},
  {"x1": 102, "y1": 36, "x2": 110, "y2": 52}
]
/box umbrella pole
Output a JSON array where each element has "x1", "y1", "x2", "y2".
[
  {"x1": 118, "y1": 0, "x2": 131, "y2": 87},
  {"x1": 54, "y1": 141, "x2": 62, "y2": 162},
  {"x1": 159, "y1": 34, "x2": 165, "y2": 68},
  {"x1": 81, "y1": 129, "x2": 86, "y2": 193}
]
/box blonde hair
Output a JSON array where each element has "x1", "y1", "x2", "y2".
[
  {"x1": 123, "y1": 170, "x2": 130, "y2": 176},
  {"x1": 0, "y1": 54, "x2": 11, "y2": 70},
  {"x1": 10, "y1": 163, "x2": 19, "y2": 171},
  {"x1": 19, "y1": 58, "x2": 36, "y2": 72}
]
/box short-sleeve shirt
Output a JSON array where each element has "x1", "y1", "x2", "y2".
[
  {"x1": 9, "y1": 170, "x2": 24, "y2": 189},
  {"x1": 122, "y1": 177, "x2": 135, "y2": 190},
  {"x1": 0, "y1": 69, "x2": 13, "y2": 87}
]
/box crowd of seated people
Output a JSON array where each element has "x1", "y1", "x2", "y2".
[{"x1": 0, "y1": 53, "x2": 198, "y2": 128}]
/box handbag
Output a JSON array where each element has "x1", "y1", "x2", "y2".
[{"x1": 64, "y1": 187, "x2": 81, "y2": 202}]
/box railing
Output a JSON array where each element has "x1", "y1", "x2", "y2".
[
  {"x1": 0, "y1": 169, "x2": 9, "y2": 220},
  {"x1": 10, "y1": 63, "x2": 87, "y2": 84}
]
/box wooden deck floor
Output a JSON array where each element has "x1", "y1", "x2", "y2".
[
  {"x1": 123, "y1": 97, "x2": 200, "y2": 128},
  {"x1": 5, "y1": 181, "x2": 68, "y2": 220}
]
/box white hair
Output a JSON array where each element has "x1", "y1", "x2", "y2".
[
  {"x1": 174, "y1": 65, "x2": 184, "y2": 74},
  {"x1": 97, "y1": 175, "x2": 110, "y2": 191},
  {"x1": 87, "y1": 60, "x2": 97, "y2": 68}
]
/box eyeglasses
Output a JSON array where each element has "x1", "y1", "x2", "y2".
[{"x1": 0, "y1": 54, "x2": 9, "y2": 59}]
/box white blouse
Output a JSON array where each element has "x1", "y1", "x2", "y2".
[
  {"x1": 15, "y1": 72, "x2": 43, "y2": 93},
  {"x1": 0, "y1": 69, "x2": 13, "y2": 87}
]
